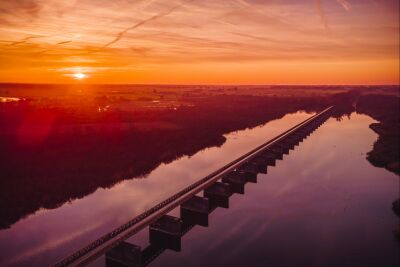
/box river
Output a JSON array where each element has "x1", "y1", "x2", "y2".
[{"x1": 0, "y1": 111, "x2": 398, "y2": 267}]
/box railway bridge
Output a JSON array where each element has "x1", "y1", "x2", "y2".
[{"x1": 54, "y1": 106, "x2": 334, "y2": 267}]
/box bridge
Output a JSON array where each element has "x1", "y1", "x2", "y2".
[{"x1": 54, "y1": 106, "x2": 334, "y2": 267}]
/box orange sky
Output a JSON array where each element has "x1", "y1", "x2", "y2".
[{"x1": 0, "y1": 0, "x2": 398, "y2": 84}]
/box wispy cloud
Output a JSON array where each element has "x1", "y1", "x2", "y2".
[
  {"x1": 315, "y1": 0, "x2": 352, "y2": 29},
  {"x1": 103, "y1": 2, "x2": 186, "y2": 48},
  {"x1": 235, "y1": 0, "x2": 251, "y2": 7},
  {"x1": 8, "y1": 35, "x2": 44, "y2": 46},
  {"x1": 56, "y1": 40, "x2": 72, "y2": 45},
  {"x1": 337, "y1": 0, "x2": 351, "y2": 11},
  {"x1": 0, "y1": 0, "x2": 43, "y2": 17},
  {"x1": 315, "y1": 0, "x2": 330, "y2": 29}
]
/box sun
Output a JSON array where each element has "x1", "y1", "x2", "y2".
[{"x1": 72, "y1": 73, "x2": 87, "y2": 80}]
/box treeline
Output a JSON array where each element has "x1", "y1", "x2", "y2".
[{"x1": 356, "y1": 94, "x2": 400, "y2": 174}]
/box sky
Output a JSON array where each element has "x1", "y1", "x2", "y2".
[{"x1": 0, "y1": 0, "x2": 398, "y2": 84}]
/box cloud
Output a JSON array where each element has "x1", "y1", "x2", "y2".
[
  {"x1": 0, "y1": 0, "x2": 43, "y2": 18},
  {"x1": 314, "y1": 0, "x2": 352, "y2": 29},
  {"x1": 103, "y1": 0, "x2": 193, "y2": 48},
  {"x1": 8, "y1": 35, "x2": 44, "y2": 46},
  {"x1": 56, "y1": 40, "x2": 72, "y2": 45},
  {"x1": 235, "y1": 0, "x2": 251, "y2": 7},
  {"x1": 337, "y1": 0, "x2": 351, "y2": 11}
]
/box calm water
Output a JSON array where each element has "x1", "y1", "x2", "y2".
[{"x1": 0, "y1": 112, "x2": 398, "y2": 266}]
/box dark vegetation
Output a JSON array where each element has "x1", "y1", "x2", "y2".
[
  {"x1": 0, "y1": 84, "x2": 398, "y2": 229},
  {"x1": 356, "y1": 94, "x2": 400, "y2": 174},
  {"x1": 393, "y1": 199, "x2": 400, "y2": 241},
  {"x1": 393, "y1": 199, "x2": 400, "y2": 217}
]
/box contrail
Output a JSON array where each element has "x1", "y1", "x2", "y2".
[
  {"x1": 56, "y1": 40, "x2": 72, "y2": 45},
  {"x1": 337, "y1": 0, "x2": 351, "y2": 11},
  {"x1": 103, "y1": 0, "x2": 193, "y2": 48},
  {"x1": 315, "y1": 0, "x2": 329, "y2": 29},
  {"x1": 235, "y1": 0, "x2": 251, "y2": 7},
  {"x1": 230, "y1": 31, "x2": 280, "y2": 44},
  {"x1": 315, "y1": 0, "x2": 352, "y2": 29},
  {"x1": 8, "y1": 36, "x2": 43, "y2": 46}
]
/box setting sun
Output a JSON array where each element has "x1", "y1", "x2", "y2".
[{"x1": 72, "y1": 73, "x2": 87, "y2": 80}]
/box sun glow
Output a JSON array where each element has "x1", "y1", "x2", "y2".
[{"x1": 72, "y1": 73, "x2": 87, "y2": 80}]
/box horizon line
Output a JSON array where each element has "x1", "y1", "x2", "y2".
[{"x1": 0, "y1": 82, "x2": 399, "y2": 87}]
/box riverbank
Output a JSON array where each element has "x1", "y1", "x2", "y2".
[{"x1": 356, "y1": 94, "x2": 400, "y2": 175}]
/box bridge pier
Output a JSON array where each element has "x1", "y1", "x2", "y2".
[
  {"x1": 286, "y1": 136, "x2": 299, "y2": 144},
  {"x1": 204, "y1": 182, "x2": 232, "y2": 208},
  {"x1": 222, "y1": 173, "x2": 246, "y2": 194},
  {"x1": 284, "y1": 140, "x2": 296, "y2": 150},
  {"x1": 257, "y1": 154, "x2": 276, "y2": 166},
  {"x1": 180, "y1": 196, "x2": 210, "y2": 227},
  {"x1": 149, "y1": 215, "x2": 182, "y2": 251},
  {"x1": 248, "y1": 157, "x2": 270, "y2": 173},
  {"x1": 141, "y1": 244, "x2": 165, "y2": 267},
  {"x1": 265, "y1": 148, "x2": 283, "y2": 160},
  {"x1": 290, "y1": 133, "x2": 304, "y2": 142},
  {"x1": 236, "y1": 163, "x2": 258, "y2": 183},
  {"x1": 273, "y1": 144, "x2": 290, "y2": 154},
  {"x1": 241, "y1": 162, "x2": 264, "y2": 176},
  {"x1": 300, "y1": 128, "x2": 311, "y2": 137},
  {"x1": 105, "y1": 242, "x2": 142, "y2": 267}
]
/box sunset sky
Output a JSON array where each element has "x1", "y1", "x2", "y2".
[{"x1": 0, "y1": 0, "x2": 398, "y2": 84}]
